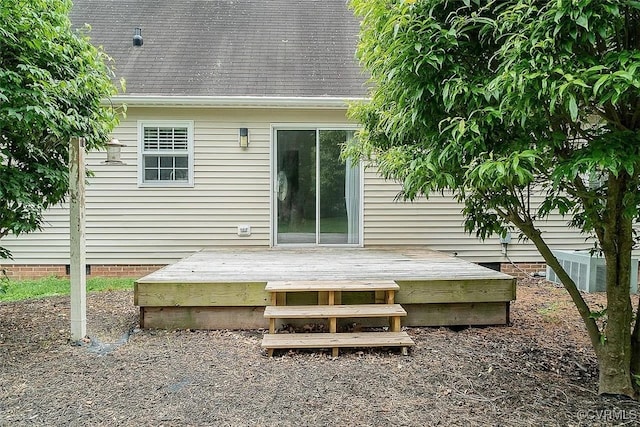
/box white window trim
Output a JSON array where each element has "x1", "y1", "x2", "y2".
[{"x1": 137, "y1": 120, "x2": 195, "y2": 188}]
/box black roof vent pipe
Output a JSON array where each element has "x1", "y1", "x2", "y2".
[{"x1": 133, "y1": 28, "x2": 143, "y2": 47}]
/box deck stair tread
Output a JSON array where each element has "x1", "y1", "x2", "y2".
[
  {"x1": 264, "y1": 304, "x2": 407, "y2": 318},
  {"x1": 265, "y1": 280, "x2": 399, "y2": 292},
  {"x1": 261, "y1": 332, "x2": 415, "y2": 349}
]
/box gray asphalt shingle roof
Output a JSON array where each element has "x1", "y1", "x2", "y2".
[{"x1": 70, "y1": 0, "x2": 367, "y2": 98}]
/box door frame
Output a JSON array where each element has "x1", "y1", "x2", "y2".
[{"x1": 270, "y1": 124, "x2": 364, "y2": 247}]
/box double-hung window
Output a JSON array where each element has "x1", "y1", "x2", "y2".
[{"x1": 138, "y1": 121, "x2": 194, "y2": 187}]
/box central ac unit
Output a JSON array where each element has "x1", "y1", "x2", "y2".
[{"x1": 546, "y1": 250, "x2": 638, "y2": 293}]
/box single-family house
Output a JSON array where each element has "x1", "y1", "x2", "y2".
[{"x1": 1, "y1": 0, "x2": 592, "y2": 280}]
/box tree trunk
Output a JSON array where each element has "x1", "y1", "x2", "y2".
[
  {"x1": 596, "y1": 274, "x2": 635, "y2": 398},
  {"x1": 510, "y1": 188, "x2": 637, "y2": 398},
  {"x1": 630, "y1": 294, "x2": 640, "y2": 376},
  {"x1": 512, "y1": 217, "x2": 602, "y2": 351},
  {"x1": 598, "y1": 248, "x2": 634, "y2": 397},
  {"x1": 597, "y1": 173, "x2": 635, "y2": 398}
]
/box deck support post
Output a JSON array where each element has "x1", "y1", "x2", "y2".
[
  {"x1": 386, "y1": 290, "x2": 395, "y2": 304},
  {"x1": 328, "y1": 291, "x2": 338, "y2": 357},
  {"x1": 69, "y1": 137, "x2": 87, "y2": 341},
  {"x1": 390, "y1": 316, "x2": 401, "y2": 333}
]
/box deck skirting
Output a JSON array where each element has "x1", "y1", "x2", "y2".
[{"x1": 139, "y1": 302, "x2": 510, "y2": 330}]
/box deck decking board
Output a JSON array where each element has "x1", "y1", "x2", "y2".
[{"x1": 137, "y1": 247, "x2": 512, "y2": 283}]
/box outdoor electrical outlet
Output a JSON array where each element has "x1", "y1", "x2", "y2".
[{"x1": 237, "y1": 225, "x2": 251, "y2": 237}]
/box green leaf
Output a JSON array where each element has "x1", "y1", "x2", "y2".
[
  {"x1": 593, "y1": 75, "x2": 609, "y2": 96},
  {"x1": 576, "y1": 15, "x2": 589, "y2": 31},
  {"x1": 568, "y1": 95, "x2": 578, "y2": 121}
]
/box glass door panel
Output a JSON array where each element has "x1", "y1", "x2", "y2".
[
  {"x1": 319, "y1": 130, "x2": 359, "y2": 244},
  {"x1": 276, "y1": 130, "x2": 316, "y2": 244}
]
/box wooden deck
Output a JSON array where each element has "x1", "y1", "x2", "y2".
[{"x1": 135, "y1": 246, "x2": 516, "y2": 330}]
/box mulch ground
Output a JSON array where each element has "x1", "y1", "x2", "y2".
[{"x1": 2, "y1": 278, "x2": 640, "y2": 426}]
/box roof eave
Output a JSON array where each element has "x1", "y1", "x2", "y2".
[{"x1": 107, "y1": 95, "x2": 370, "y2": 109}]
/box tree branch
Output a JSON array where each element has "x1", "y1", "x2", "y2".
[
  {"x1": 510, "y1": 213, "x2": 603, "y2": 351},
  {"x1": 491, "y1": 193, "x2": 603, "y2": 351},
  {"x1": 568, "y1": 176, "x2": 606, "y2": 244}
]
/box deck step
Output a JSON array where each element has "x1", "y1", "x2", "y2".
[
  {"x1": 261, "y1": 331, "x2": 415, "y2": 349},
  {"x1": 264, "y1": 304, "x2": 407, "y2": 319},
  {"x1": 265, "y1": 280, "x2": 399, "y2": 292}
]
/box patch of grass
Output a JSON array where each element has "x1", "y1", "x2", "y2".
[
  {"x1": 0, "y1": 277, "x2": 134, "y2": 302},
  {"x1": 537, "y1": 301, "x2": 563, "y2": 322},
  {"x1": 0, "y1": 271, "x2": 8, "y2": 295}
]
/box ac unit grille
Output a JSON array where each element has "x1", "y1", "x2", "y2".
[
  {"x1": 546, "y1": 250, "x2": 638, "y2": 294},
  {"x1": 595, "y1": 265, "x2": 607, "y2": 292}
]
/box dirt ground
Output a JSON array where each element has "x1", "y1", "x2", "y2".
[{"x1": 2, "y1": 278, "x2": 640, "y2": 426}]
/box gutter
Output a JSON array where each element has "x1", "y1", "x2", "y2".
[{"x1": 106, "y1": 95, "x2": 369, "y2": 109}]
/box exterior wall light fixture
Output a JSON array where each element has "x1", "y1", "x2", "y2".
[
  {"x1": 239, "y1": 127, "x2": 249, "y2": 148},
  {"x1": 105, "y1": 138, "x2": 126, "y2": 164}
]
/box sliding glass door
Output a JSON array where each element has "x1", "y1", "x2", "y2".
[
  {"x1": 275, "y1": 128, "x2": 360, "y2": 245},
  {"x1": 276, "y1": 130, "x2": 317, "y2": 244}
]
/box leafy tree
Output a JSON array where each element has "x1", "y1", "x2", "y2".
[
  {"x1": 349, "y1": 0, "x2": 640, "y2": 398},
  {"x1": 0, "y1": 0, "x2": 120, "y2": 259}
]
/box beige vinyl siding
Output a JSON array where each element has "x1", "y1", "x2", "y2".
[
  {"x1": 2, "y1": 107, "x2": 349, "y2": 265},
  {"x1": 1, "y1": 206, "x2": 72, "y2": 264},
  {"x1": 362, "y1": 168, "x2": 595, "y2": 263},
  {"x1": 2, "y1": 105, "x2": 604, "y2": 266}
]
